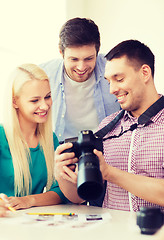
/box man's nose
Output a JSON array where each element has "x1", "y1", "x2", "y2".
[
  {"x1": 110, "y1": 81, "x2": 119, "y2": 95},
  {"x1": 76, "y1": 61, "x2": 86, "y2": 71}
]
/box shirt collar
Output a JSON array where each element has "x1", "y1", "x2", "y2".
[
  {"x1": 94, "y1": 54, "x2": 105, "y2": 83},
  {"x1": 123, "y1": 103, "x2": 164, "y2": 125}
]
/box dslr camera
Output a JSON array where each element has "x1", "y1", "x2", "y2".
[{"x1": 63, "y1": 130, "x2": 104, "y2": 201}]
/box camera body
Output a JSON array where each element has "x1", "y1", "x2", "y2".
[{"x1": 63, "y1": 130, "x2": 104, "y2": 201}]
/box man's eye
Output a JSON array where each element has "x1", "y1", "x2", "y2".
[
  {"x1": 85, "y1": 57, "x2": 93, "y2": 61},
  {"x1": 71, "y1": 58, "x2": 78, "y2": 61},
  {"x1": 30, "y1": 99, "x2": 38, "y2": 103},
  {"x1": 117, "y1": 78, "x2": 123, "y2": 82}
]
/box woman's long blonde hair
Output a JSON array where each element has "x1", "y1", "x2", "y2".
[{"x1": 3, "y1": 63, "x2": 54, "y2": 196}]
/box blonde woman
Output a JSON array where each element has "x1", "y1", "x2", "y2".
[{"x1": 0, "y1": 63, "x2": 67, "y2": 211}]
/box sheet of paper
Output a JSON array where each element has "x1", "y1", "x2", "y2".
[{"x1": 0, "y1": 212, "x2": 112, "y2": 229}]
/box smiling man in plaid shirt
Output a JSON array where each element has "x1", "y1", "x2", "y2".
[
  {"x1": 94, "y1": 39, "x2": 164, "y2": 211},
  {"x1": 54, "y1": 39, "x2": 164, "y2": 211}
]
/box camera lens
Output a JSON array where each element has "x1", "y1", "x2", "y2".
[
  {"x1": 77, "y1": 153, "x2": 104, "y2": 201},
  {"x1": 137, "y1": 207, "x2": 163, "y2": 235}
]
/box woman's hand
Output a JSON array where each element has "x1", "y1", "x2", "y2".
[
  {"x1": 0, "y1": 194, "x2": 9, "y2": 217},
  {"x1": 8, "y1": 196, "x2": 35, "y2": 210},
  {"x1": 54, "y1": 143, "x2": 78, "y2": 184}
]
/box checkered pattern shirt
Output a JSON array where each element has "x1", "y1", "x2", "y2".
[{"x1": 99, "y1": 107, "x2": 164, "y2": 211}]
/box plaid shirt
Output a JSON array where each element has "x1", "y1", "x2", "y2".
[{"x1": 99, "y1": 107, "x2": 164, "y2": 211}]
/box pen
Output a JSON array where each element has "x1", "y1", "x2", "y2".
[
  {"x1": 27, "y1": 212, "x2": 75, "y2": 216},
  {"x1": 0, "y1": 198, "x2": 16, "y2": 212}
]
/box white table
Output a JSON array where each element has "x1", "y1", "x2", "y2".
[{"x1": 0, "y1": 204, "x2": 158, "y2": 240}]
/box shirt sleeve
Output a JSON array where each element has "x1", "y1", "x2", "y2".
[{"x1": 48, "y1": 179, "x2": 69, "y2": 203}]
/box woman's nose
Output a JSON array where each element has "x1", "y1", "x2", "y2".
[{"x1": 39, "y1": 100, "x2": 49, "y2": 110}]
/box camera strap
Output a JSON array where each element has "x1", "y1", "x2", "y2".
[
  {"x1": 95, "y1": 96, "x2": 164, "y2": 140},
  {"x1": 95, "y1": 109, "x2": 125, "y2": 138}
]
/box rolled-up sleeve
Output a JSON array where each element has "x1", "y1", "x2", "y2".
[{"x1": 49, "y1": 179, "x2": 69, "y2": 203}]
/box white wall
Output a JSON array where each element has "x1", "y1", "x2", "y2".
[
  {"x1": 66, "y1": 0, "x2": 164, "y2": 94},
  {"x1": 0, "y1": 0, "x2": 66, "y2": 122},
  {"x1": 1, "y1": 0, "x2": 164, "y2": 122}
]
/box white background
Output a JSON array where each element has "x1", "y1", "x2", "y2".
[{"x1": 0, "y1": 0, "x2": 164, "y2": 122}]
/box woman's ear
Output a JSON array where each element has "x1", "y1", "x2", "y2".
[{"x1": 13, "y1": 97, "x2": 18, "y2": 109}]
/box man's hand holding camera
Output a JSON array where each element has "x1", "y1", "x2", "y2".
[
  {"x1": 54, "y1": 142, "x2": 78, "y2": 184},
  {"x1": 55, "y1": 144, "x2": 108, "y2": 184},
  {"x1": 93, "y1": 149, "x2": 110, "y2": 181},
  {"x1": 54, "y1": 142, "x2": 84, "y2": 203},
  {"x1": 54, "y1": 130, "x2": 105, "y2": 201}
]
